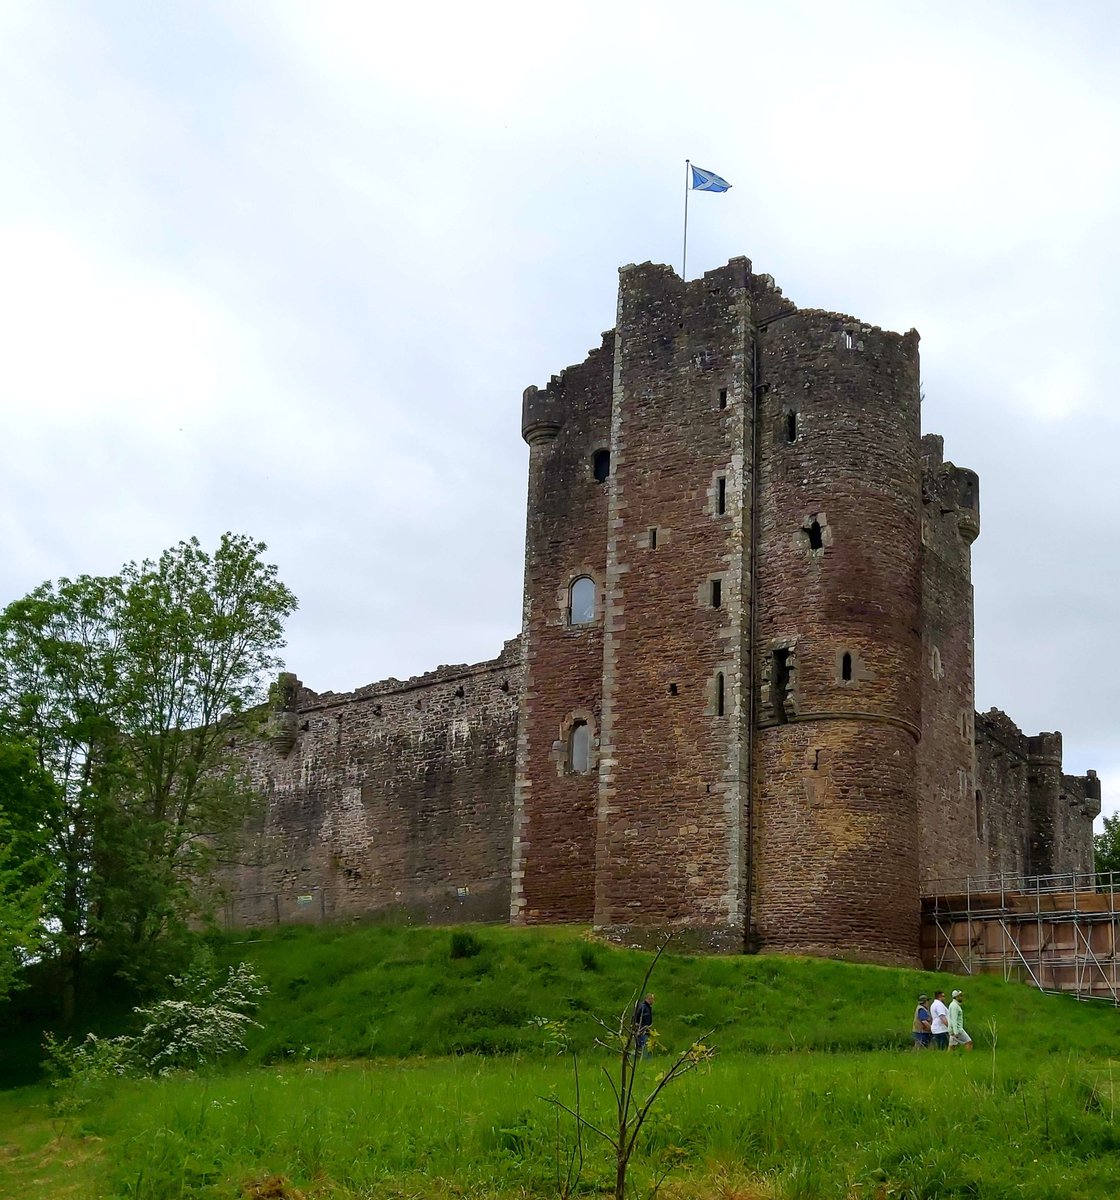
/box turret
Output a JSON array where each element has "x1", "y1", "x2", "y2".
[
  {"x1": 1027, "y1": 732, "x2": 1064, "y2": 875},
  {"x1": 753, "y1": 301, "x2": 924, "y2": 963},
  {"x1": 521, "y1": 384, "x2": 565, "y2": 445},
  {"x1": 266, "y1": 671, "x2": 302, "y2": 755}
]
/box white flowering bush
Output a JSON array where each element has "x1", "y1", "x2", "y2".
[
  {"x1": 131, "y1": 959, "x2": 269, "y2": 1073},
  {"x1": 45, "y1": 954, "x2": 268, "y2": 1107}
]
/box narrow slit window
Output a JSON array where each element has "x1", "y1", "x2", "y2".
[
  {"x1": 716, "y1": 672, "x2": 725, "y2": 716},
  {"x1": 718, "y1": 388, "x2": 728, "y2": 409},
  {"x1": 786, "y1": 411, "x2": 797, "y2": 442},
  {"x1": 592, "y1": 449, "x2": 610, "y2": 482},
  {"x1": 772, "y1": 648, "x2": 791, "y2": 724},
  {"x1": 717, "y1": 476, "x2": 726, "y2": 515},
  {"x1": 569, "y1": 576, "x2": 595, "y2": 625},
  {"x1": 649, "y1": 527, "x2": 657, "y2": 549},
  {"x1": 569, "y1": 722, "x2": 591, "y2": 774},
  {"x1": 841, "y1": 652, "x2": 852, "y2": 681},
  {"x1": 844, "y1": 331, "x2": 854, "y2": 350},
  {"x1": 807, "y1": 519, "x2": 823, "y2": 550},
  {"x1": 710, "y1": 579, "x2": 722, "y2": 609}
]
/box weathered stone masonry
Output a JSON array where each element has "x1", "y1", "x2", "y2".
[
  {"x1": 225, "y1": 255, "x2": 1100, "y2": 962},
  {"x1": 223, "y1": 639, "x2": 521, "y2": 926}
]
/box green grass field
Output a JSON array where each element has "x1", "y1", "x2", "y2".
[{"x1": 2, "y1": 923, "x2": 1119, "y2": 1199}]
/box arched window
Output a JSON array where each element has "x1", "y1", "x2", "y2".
[
  {"x1": 841, "y1": 652, "x2": 853, "y2": 681},
  {"x1": 569, "y1": 576, "x2": 595, "y2": 625},
  {"x1": 592, "y1": 449, "x2": 611, "y2": 482},
  {"x1": 569, "y1": 721, "x2": 591, "y2": 774}
]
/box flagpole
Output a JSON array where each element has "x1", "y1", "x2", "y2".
[{"x1": 682, "y1": 159, "x2": 690, "y2": 280}]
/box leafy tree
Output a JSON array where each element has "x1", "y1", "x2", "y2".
[
  {"x1": 0, "y1": 534, "x2": 296, "y2": 1014},
  {"x1": 1095, "y1": 812, "x2": 1120, "y2": 876},
  {"x1": 0, "y1": 573, "x2": 125, "y2": 1016},
  {"x1": 0, "y1": 738, "x2": 59, "y2": 1000}
]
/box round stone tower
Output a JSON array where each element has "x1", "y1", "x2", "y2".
[{"x1": 751, "y1": 308, "x2": 923, "y2": 963}]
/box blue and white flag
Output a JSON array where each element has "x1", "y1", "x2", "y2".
[{"x1": 690, "y1": 164, "x2": 731, "y2": 192}]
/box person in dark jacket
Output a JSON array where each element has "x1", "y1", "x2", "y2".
[
  {"x1": 634, "y1": 993, "x2": 654, "y2": 1059},
  {"x1": 911, "y1": 993, "x2": 932, "y2": 1048}
]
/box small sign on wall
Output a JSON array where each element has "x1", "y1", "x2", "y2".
[{"x1": 297, "y1": 894, "x2": 313, "y2": 906}]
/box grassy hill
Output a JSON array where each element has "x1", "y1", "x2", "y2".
[
  {"x1": 218, "y1": 921, "x2": 1118, "y2": 1064},
  {"x1": 2, "y1": 922, "x2": 1119, "y2": 1200}
]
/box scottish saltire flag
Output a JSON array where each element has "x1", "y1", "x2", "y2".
[{"x1": 690, "y1": 164, "x2": 731, "y2": 192}]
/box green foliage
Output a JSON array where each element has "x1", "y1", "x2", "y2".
[
  {"x1": 448, "y1": 929, "x2": 482, "y2": 959},
  {"x1": 1094, "y1": 811, "x2": 1120, "y2": 875},
  {"x1": 43, "y1": 954, "x2": 267, "y2": 1112},
  {"x1": 0, "y1": 533, "x2": 296, "y2": 1003},
  {"x1": 545, "y1": 940, "x2": 716, "y2": 1200},
  {"x1": 527, "y1": 1014, "x2": 572, "y2": 1054},
  {"x1": 129, "y1": 955, "x2": 269, "y2": 1074},
  {"x1": 42, "y1": 1030, "x2": 139, "y2": 1113},
  {"x1": 0, "y1": 738, "x2": 58, "y2": 1000}
]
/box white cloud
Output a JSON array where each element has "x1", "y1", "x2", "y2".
[{"x1": 0, "y1": 0, "x2": 1117, "y2": 829}]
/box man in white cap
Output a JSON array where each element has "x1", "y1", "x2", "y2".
[{"x1": 948, "y1": 989, "x2": 972, "y2": 1051}]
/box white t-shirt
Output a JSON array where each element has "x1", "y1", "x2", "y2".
[{"x1": 930, "y1": 998, "x2": 950, "y2": 1034}]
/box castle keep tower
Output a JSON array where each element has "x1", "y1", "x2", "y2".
[
  {"x1": 514, "y1": 257, "x2": 925, "y2": 961},
  {"x1": 510, "y1": 254, "x2": 1099, "y2": 964}
]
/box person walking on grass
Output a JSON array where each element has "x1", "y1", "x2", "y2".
[
  {"x1": 911, "y1": 993, "x2": 932, "y2": 1049},
  {"x1": 633, "y1": 993, "x2": 654, "y2": 1059},
  {"x1": 948, "y1": 989, "x2": 973, "y2": 1051},
  {"x1": 929, "y1": 989, "x2": 950, "y2": 1050}
]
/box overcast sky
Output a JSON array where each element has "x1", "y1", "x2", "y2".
[{"x1": 1, "y1": 0, "x2": 1117, "y2": 822}]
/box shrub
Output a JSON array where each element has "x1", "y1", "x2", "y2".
[
  {"x1": 578, "y1": 944, "x2": 600, "y2": 972},
  {"x1": 131, "y1": 959, "x2": 269, "y2": 1073},
  {"x1": 449, "y1": 930, "x2": 482, "y2": 960},
  {"x1": 44, "y1": 954, "x2": 268, "y2": 1107}
]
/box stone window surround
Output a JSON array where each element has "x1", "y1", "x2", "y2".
[
  {"x1": 559, "y1": 569, "x2": 603, "y2": 628},
  {"x1": 834, "y1": 647, "x2": 874, "y2": 686},
  {"x1": 704, "y1": 665, "x2": 733, "y2": 717},
  {"x1": 708, "y1": 468, "x2": 732, "y2": 518},
  {"x1": 799, "y1": 511, "x2": 832, "y2": 557},
  {"x1": 697, "y1": 572, "x2": 729, "y2": 610},
  {"x1": 551, "y1": 708, "x2": 599, "y2": 777},
  {"x1": 760, "y1": 636, "x2": 799, "y2": 721}
]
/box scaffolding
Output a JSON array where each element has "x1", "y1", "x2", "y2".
[{"x1": 921, "y1": 870, "x2": 1120, "y2": 1005}]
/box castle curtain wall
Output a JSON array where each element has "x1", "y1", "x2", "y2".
[{"x1": 222, "y1": 644, "x2": 521, "y2": 926}]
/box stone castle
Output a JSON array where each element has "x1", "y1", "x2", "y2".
[{"x1": 226, "y1": 256, "x2": 1101, "y2": 964}]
